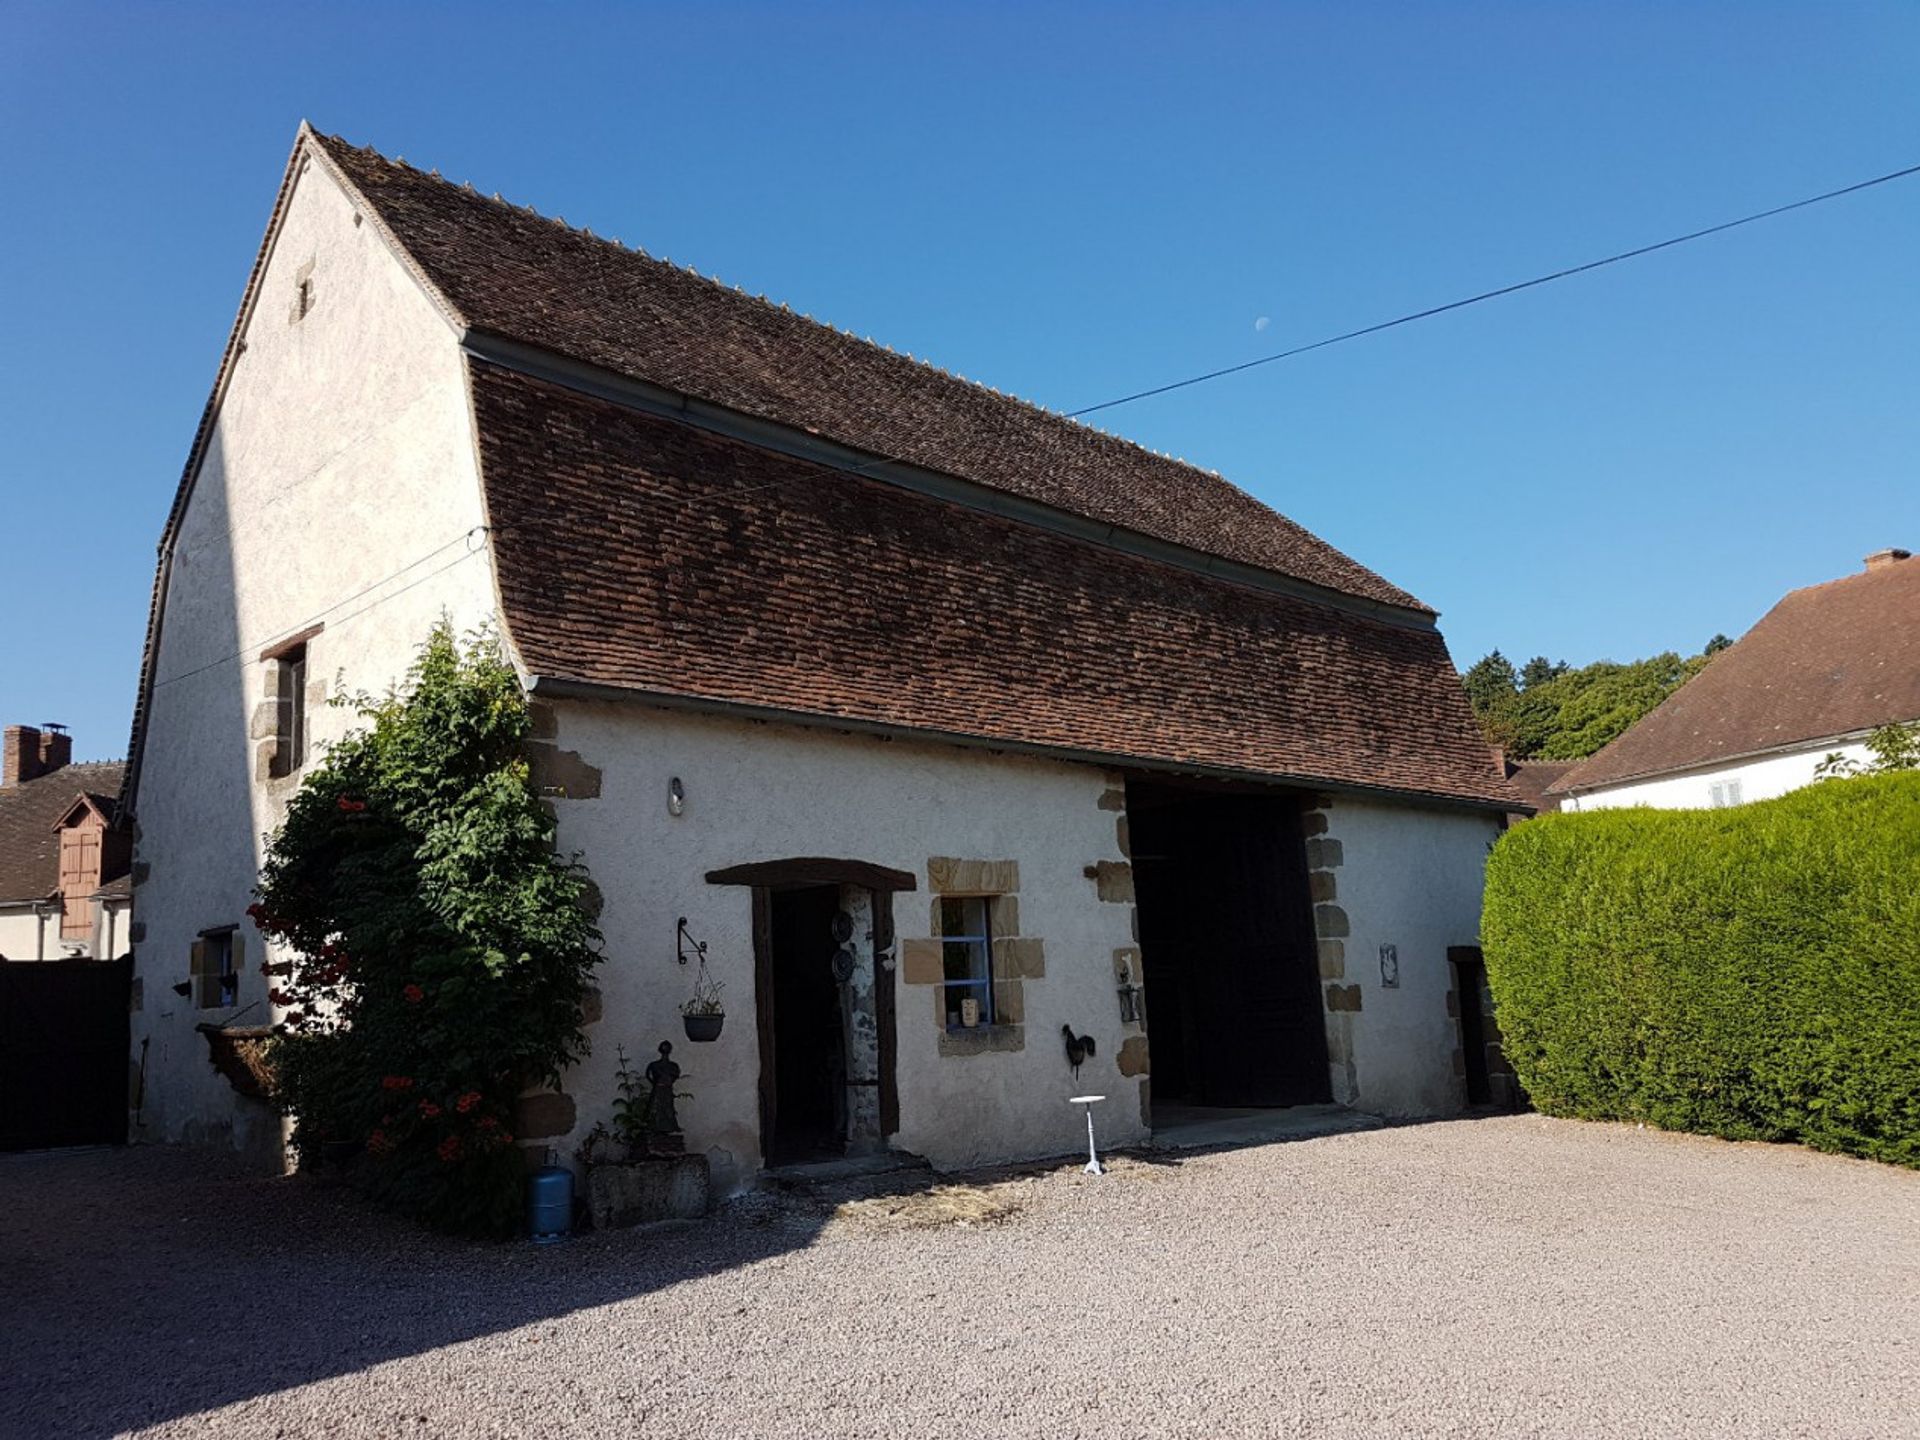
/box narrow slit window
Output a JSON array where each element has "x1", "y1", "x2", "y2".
[
  {"x1": 192, "y1": 928, "x2": 241, "y2": 1010},
  {"x1": 939, "y1": 895, "x2": 995, "y2": 1029},
  {"x1": 270, "y1": 644, "x2": 307, "y2": 778}
]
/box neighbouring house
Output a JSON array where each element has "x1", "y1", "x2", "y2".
[
  {"x1": 0, "y1": 726, "x2": 132, "y2": 961},
  {"x1": 1493, "y1": 751, "x2": 1574, "y2": 819},
  {"x1": 1553, "y1": 548, "x2": 1920, "y2": 812},
  {"x1": 125, "y1": 124, "x2": 1519, "y2": 1179}
]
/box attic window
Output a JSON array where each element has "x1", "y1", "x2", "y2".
[{"x1": 1709, "y1": 778, "x2": 1743, "y2": 809}]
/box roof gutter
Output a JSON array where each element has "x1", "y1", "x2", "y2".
[
  {"x1": 525, "y1": 673, "x2": 1519, "y2": 817},
  {"x1": 463, "y1": 331, "x2": 1440, "y2": 635}
]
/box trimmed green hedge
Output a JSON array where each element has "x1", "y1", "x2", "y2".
[{"x1": 1483, "y1": 772, "x2": 1920, "y2": 1166}]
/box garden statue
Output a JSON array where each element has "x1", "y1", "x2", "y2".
[{"x1": 644, "y1": 1041, "x2": 685, "y2": 1154}]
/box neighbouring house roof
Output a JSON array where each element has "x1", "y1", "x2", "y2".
[
  {"x1": 126, "y1": 125, "x2": 1519, "y2": 814},
  {"x1": 1501, "y1": 758, "x2": 1576, "y2": 815},
  {"x1": 1553, "y1": 553, "x2": 1920, "y2": 794},
  {"x1": 0, "y1": 763, "x2": 124, "y2": 904}
]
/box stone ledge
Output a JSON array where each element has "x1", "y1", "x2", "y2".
[{"x1": 938, "y1": 1023, "x2": 1024, "y2": 1058}]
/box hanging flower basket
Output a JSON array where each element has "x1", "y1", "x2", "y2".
[{"x1": 676, "y1": 916, "x2": 725, "y2": 1042}]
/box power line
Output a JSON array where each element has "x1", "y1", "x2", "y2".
[
  {"x1": 150, "y1": 528, "x2": 490, "y2": 692},
  {"x1": 1066, "y1": 160, "x2": 1920, "y2": 419}
]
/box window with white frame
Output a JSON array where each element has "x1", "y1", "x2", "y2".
[
  {"x1": 1709, "y1": 778, "x2": 1744, "y2": 809},
  {"x1": 939, "y1": 896, "x2": 996, "y2": 1029}
]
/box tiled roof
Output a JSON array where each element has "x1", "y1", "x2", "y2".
[
  {"x1": 1502, "y1": 758, "x2": 1576, "y2": 814},
  {"x1": 473, "y1": 363, "x2": 1513, "y2": 807},
  {"x1": 0, "y1": 763, "x2": 123, "y2": 904},
  {"x1": 309, "y1": 131, "x2": 1426, "y2": 613},
  {"x1": 1554, "y1": 554, "x2": 1920, "y2": 792}
]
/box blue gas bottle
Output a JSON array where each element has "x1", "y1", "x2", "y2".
[{"x1": 527, "y1": 1164, "x2": 573, "y2": 1243}]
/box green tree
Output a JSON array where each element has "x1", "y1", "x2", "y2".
[
  {"x1": 1462, "y1": 650, "x2": 1519, "y2": 714},
  {"x1": 1704, "y1": 633, "x2": 1733, "y2": 656},
  {"x1": 1461, "y1": 642, "x2": 1718, "y2": 761},
  {"x1": 1519, "y1": 655, "x2": 1568, "y2": 691},
  {"x1": 255, "y1": 624, "x2": 601, "y2": 1236},
  {"x1": 1814, "y1": 721, "x2": 1920, "y2": 780}
]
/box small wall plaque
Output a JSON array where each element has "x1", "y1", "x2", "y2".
[{"x1": 1379, "y1": 943, "x2": 1400, "y2": 988}]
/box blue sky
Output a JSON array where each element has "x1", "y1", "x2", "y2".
[{"x1": 2, "y1": 3, "x2": 1916, "y2": 761}]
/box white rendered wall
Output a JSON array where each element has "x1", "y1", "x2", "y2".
[
  {"x1": 129, "y1": 146, "x2": 496, "y2": 1160},
  {"x1": 0, "y1": 907, "x2": 53, "y2": 961},
  {"x1": 540, "y1": 701, "x2": 1144, "y2": 1191},
  {"x1": 1318, "y1": 799, "x2": 1502, "y2": 1117},
  {"x1": 1558, "y1": 734, "x2": 1893, "y2": 812}
]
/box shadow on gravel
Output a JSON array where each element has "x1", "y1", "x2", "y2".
[{"x1": 0, "y1": 1144, "x2": 875, "y2": 1437}]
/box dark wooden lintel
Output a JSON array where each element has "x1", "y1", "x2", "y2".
[{"x1": 705, "y1": 857, "x2": 918, "y2": 892}]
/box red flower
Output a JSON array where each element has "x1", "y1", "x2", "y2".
[
  {"x1": 403, "y1": 984, "x2": 425, "y2": 1004},
  {"x1": 477, "y1": 1114, "x2": 499, "y2": 1130},
  {"x1": 367, "y1": 1129, "x2": 393, "y2": 1155},
  {"x1": 335, "y1": 796, "x2": 368, "y2": 814},
  {"x1": 455, "y1": 1091, "x2": 481, "y2": 1114},
  {"x1": 419, "y1": 1100, "x2": 442, "y2": 1119},
  {"x1": 381, "y1": 1075, "x2": 414, "y2": 1092},
  {"x1": 436, "y1": 1135, "x2": 463, "y2": 1163}
]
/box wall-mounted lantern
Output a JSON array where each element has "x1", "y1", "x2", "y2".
[{"x1": 667, "y1": 777, "x2": 686, "y2": 817}]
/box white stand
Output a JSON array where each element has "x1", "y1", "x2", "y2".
[{"x1": 1070, "y1": 1094, "x2": 1107, "y2": 1175}]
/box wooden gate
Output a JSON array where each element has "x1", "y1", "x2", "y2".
[{"x1": 0, "y1": 958, "x2": 131, "y2": 1150}]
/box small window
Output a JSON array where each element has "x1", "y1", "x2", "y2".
[
  {"x1": 191, "y1": 929, "x2": 242, "y2": 1009},
  {"x1": 1709, "y1": 778, "x2": 1743, "y2": 809},
  {"x1": 270, "y1": 645, "x2": 308, "y2": 778},
  {"x1": 939, "y1": 896, "x2": 995, "y2": 1029}
]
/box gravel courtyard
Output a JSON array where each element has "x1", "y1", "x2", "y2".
[{"x1": 4, "y1": 1115, "x2": 1916, "y2": 1439}]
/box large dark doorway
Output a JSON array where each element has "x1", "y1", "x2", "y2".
[
  {"x1": 1128, "y1": 779, "x2": 1330, "y2": 1111},
  {"x1": 766, "y1": 885, "x2": 846, "y2": 1165},
  {"x1": 1, "y1": 958, "x2": 131, "y2": 1151}
]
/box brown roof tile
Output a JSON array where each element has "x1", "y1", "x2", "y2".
[
  {"x1": 1554, "y1": 554, "x2": 1920, "y2": 792},
  {"x1": 310, "y1": 131, "x2": 1425, "y2": 613},
  {"x1": 0, "y1": 763, "x2": 123, "y2": 904},
  {"x1": 473, "y1": 364, "x2": 1512, "y2": 807},
  {"x1": 1503, "y1": 759, "x2": 1576, "y2": 814}
]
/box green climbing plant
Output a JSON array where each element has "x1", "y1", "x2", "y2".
[{"x1": 254, "y1": 623, "x2": 600, "y2": 1236}]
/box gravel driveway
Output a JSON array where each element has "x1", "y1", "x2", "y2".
[{"x1": 4, "y1": 1115, "x2": 1916, "y2": 1438}]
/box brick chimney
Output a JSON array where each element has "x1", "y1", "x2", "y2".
[
  {"x1": 1865, "y1": 547, "x2": 1912, "y2": 572},
  {"x1": 3, "y1": 724, "x2": 72, "y2": 787}
]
